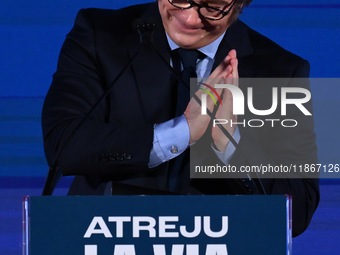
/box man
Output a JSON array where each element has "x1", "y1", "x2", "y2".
[{"x1": 42, "y1": 0, "x2": 319, "y2": 236}]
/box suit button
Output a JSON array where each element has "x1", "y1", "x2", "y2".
[
  {"x1": 100, "y1": 154, "x2": 109, "y2": 162},
  {"x1": 123, "y1": 154, "x2": 132, "y2": 160},
  {"x1": 171, "y1": 146, "x2": 178, "y2": 154},
  {"x1": 109, "y1": 154, "x2": 117, "y2": 161},
  {"x1": 117, "y1": 153, "x2": 125, "y2": 161}
]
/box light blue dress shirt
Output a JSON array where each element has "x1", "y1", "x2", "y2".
[{"x1": 148, "y1": 33, "x2": 240, "y2": 168}]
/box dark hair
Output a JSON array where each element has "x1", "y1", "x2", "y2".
[
  {"x1": 240, "y1": 0, "x2": 253, "y2": 5},
  {"x1": 229, "y1": 0, "x2": 253, "y2": 23}
]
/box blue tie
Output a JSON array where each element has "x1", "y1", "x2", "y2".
[
  {"x1": 174, "y1": 48, "x2": 204, "y2": 116},
  {"x1": 168, "y1": 49, "x2": 204, "y2": 192}
]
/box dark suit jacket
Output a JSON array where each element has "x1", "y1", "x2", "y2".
[{"x1": 42, "y1": 3, "x2": 319, "y2": 236}]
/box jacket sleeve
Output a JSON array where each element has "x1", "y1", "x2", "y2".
[{"x1": 229, "y1": 59, "x2": 319, "y2": 237}]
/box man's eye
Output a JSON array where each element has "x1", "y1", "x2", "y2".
[
  {"x1": 208, "y1": 3, "x2": 225, "y2": 10},
  {"x1": 205, "y1": 7, "x2": 219, "y2": 13}
]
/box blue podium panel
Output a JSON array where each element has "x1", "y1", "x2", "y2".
[{"x1": 23, "y1": 195, "x2": 291, "y2": 255}]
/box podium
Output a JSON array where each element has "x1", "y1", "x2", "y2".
[{"x1": 23, "y1": 195, "x2": 291, "y2": 255}]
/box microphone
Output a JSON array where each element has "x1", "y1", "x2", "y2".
[
  {"x1": 42, "y1": 18, "x2": 156, "y2": 195},
  {"x1": 133, "y1": 19, "x2": 156, "y2": 44}
]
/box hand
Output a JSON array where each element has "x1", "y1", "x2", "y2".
[
  {"x1": 184, "y1": 49, "x2": 238, "y2": 145},
  {"x1": 211, "y1": 49, "x2": 239, "y2": 152}
]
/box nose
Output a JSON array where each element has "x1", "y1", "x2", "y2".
[{"x1": 182, "y1": 7, "x2": 203, "y2": 27}]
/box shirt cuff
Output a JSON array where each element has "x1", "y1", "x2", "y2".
[
  {"x1": 211, "y1": 127, "x2": 241, "y2": 165},
  {"x1": 149, "y1": 115, "x2": 190, "y2": 168}
]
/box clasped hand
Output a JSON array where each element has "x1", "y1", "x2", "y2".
[{"x1": 184, "y1": 49, "x2": 238, "y2": 152}]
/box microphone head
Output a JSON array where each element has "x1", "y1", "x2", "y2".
[{"x1": 133, "y1": 18, "x2": 156, "y2": 43}]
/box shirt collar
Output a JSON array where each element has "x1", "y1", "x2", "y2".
[{"x1": 166, "y1": 32, "x2": 226, "y2": 60}]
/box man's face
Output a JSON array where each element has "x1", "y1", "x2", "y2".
[{"x1": 158, "y1": 0, "x2": 237, "y2": 49}]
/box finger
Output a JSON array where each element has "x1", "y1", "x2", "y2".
[
  {"x1": 223, "y1": 50, "x2": 238, "y2": 85},
  {"x1": 199, "y1": 49, "x2": 237, "y2": 106},
  {"x1": 228, "y1": 49, "x2": 237, "y2": 60},
  {"x1": 230, "y1": 58, "x2": 238, "y2": 78},
  {"x1": 209, "y1": 58, "x2": 229, "y2": 78},
  {"x1": 215, "y1": 50, "x2": 237, "y2": 78}
]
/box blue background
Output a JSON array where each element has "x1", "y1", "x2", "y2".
[{"x1": 0, "y1": 0, "x2": 339, "y2": 254}]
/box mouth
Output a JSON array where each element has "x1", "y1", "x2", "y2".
[
  {"x1": 181, "y1": 24, "x2": 202, "y2": 31},
  {"x1": 175, "y1": 20, "x2": 203, "y2": 34}
]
